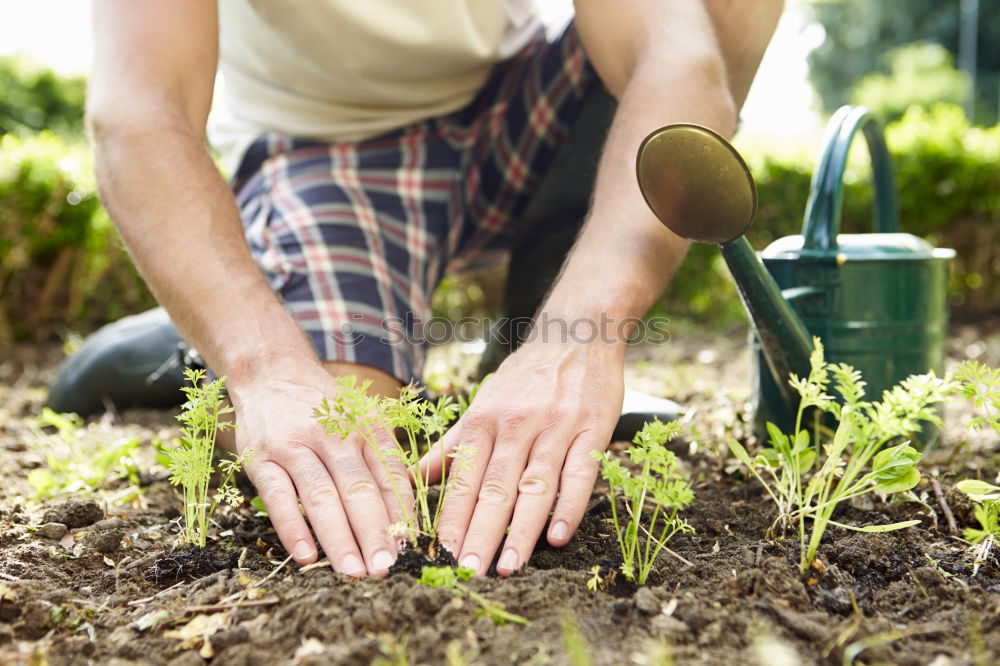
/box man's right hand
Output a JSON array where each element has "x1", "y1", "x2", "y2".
[{"x1": 228, "y1": 358, "x2": 413, "y2": 576}]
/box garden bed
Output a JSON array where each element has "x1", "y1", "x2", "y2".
[{"x1": 1, "y1": 322, "x2": 998, "y2": 665}]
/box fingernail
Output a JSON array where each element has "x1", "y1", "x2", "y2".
[
  {"x1": 497, "y1": 549, "x2": 518, "y2": 573},
  {"x1": 341, "y1": 554, "x2": 365, "y2": 576},
  {"x1": 459, "y1": 554, "x2": 480, "y2": 573},
  {"x1": 551, "y1": 520, "x2": 568, "y2": 542},
  {"x1": 372, "y1": 550, "x2": 395, "y2": 571},
  {"x1": 293, "y1": 540, "x2": 314, "y2": 562}
]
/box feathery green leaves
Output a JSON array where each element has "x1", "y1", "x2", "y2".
[{"x1": 591, "y1": 418, "x2": 694, "y2": 584}]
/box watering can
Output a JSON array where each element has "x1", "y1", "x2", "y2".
[{"x1": 635, "y1": 105, "x2": 954, "y2": 437}]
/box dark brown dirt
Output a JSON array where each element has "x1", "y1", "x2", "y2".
[{"x1": 1, "y1": 324, "x2": 998, "y2": 665}]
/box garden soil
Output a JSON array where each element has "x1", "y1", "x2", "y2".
[{"x1": 1, "y1": 321, "x2": 998, "y2": 665}]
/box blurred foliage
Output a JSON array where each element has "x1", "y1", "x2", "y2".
[
  {"x1": 807, "y1": 0, "x2": 1000, "y2": 125},
  {"x1": 851, "y1": 43, "x2": 970, "y2": 123},
  {"x1": 742, "y1": 103, "x2": 998, "y2": 316},
  {"x1": 0, "y1": 132, "x2": 154, "y2": 344},
  {"x1": 0, "y1": 55, "x2": 86, "y2": 138}
]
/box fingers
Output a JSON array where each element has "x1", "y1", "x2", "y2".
[
  {"x1": 313, "y1": 439, "x2": 399, "y2": 577},
  {"x1": 364, "y1": 427, "x2": 416, "y2": 530},
  {"x1": 494, "y1": 435, "x2": 566, "y2": 576},
  {"x1": 283, "y1": 451, "x2": 369, "y2": 576},
  {"x1": 246, "y1": 459, "x2": 317, "y2": 565},
  {"x1": 453, "y1": 414, "x2": 535, "y2": 575},
  {"x1": 419, "y1": 422, "x2": 461, "y2": 485},
  {"x1": 547, "y1": 432, "x2": 606, "y2": 547},
  {"x1": 434, "y1": 413, "x2": 496, "y2": 558}
]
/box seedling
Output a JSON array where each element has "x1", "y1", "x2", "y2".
[
  {"x1": 591, "y1": 419, "x2": 694, "y2": 584},
  {"x1": 314, "y1": 377, "x2": 470, "y2": 546},
  {"x1": 729, "y1": 339, "x2": 953, "y2": 573},
  {"x1": 165, "y1": 369, "x2": 250, "y2": 547},
  {"x1": 953, "y1": 360, "x2": 1000, "y2": 436},
  {"x1": 27, "y1": 407, "x2": 141, "y2": 499},
  {"x1": 955, "y1": 480, "x2": 1000, "y2": 575},
  {"x1": 418, "y1": 565, "x2": 528, "y2": 625},
  {"x1": 383, "y1": 385, "x2": 460, "y2": 540}
]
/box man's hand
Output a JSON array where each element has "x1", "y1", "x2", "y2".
[
  {"x1": 229, "y1": 359, "x2": 413, "y2": 576},
  {"x1": 424, "y1": 0, "x2": 781, "y2": 575},
  {"x1": 425, "y1": 334, "x2": 624, "y2": 576},
  {"x1": 90, "y1": 2, "x2": 416, "y2": 575}
]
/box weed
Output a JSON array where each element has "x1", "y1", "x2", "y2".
[
  {"x1": 954, "y1": 479, "x2": 1000, "y2": 575},
  {"x1": 27, "y1": 408, "x2": 140, "y2": 499},
  {"x1": 164, "y1": 369, "x2": 250, "y2": 547},
  {"x1": 728, "y1": 339, "x2": 951, "y2": 573},
  {"x1": 591, "y1": 419, "x2": 694, "y2": 584},
  {"x1": 418, "y1": 565, "x2": 528, "y2": 625},
  {"x1": 315, "y1": 377, "x2": 476, "y2": 546}
]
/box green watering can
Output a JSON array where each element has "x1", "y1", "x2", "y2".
[{"x1": 635, "y1": 106, "x2": 954, "y2": 437}]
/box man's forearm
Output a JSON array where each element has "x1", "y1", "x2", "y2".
[
  {"x1": 541, "y1": 53, "x2": 736, "y2": 329},
  {"x1": 91, "y1": 112, "x2": 317, "y2": 381}
]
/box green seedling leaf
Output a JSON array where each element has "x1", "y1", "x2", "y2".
[
  {"x1": 826, "y1": 519, "x2": 921, "y2": 533},
  {"x1": 956, "y1": 479, "x2": 1000, "y2": 501},
  {"x1": 872, "y1": 466, "x2": 922, "y2": 495},
  {"x1": 250, "y1": 495, "x2": 269, "y2": 517},
  {"x1": 726, "y1": 439, "x2": 753, "y2": 467}
]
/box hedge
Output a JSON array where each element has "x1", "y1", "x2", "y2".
[
  {"x1": 0, "y1": 132, "x2": 154, "y2": 344},
  {"x1": 1, "y1": 105, "x2": 996, "y2": 344}
]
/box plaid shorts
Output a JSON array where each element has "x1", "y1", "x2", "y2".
[{"x1": 233, "y1": 22, "x2": 602, "y2": 384}]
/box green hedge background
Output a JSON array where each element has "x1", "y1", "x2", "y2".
[{"x1": 1, "y1": 56, "x2": 997, "y2": 344}]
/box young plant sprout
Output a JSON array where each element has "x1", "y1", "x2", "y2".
[
  {"x1": 383, "y1": 385, "x2": 460, "y2": 540},
  {"x1": 418, "y1": 565, "x2": 528, "y2": 625},
  {"x1": 955, "y1": 480, "x2": 1000, "y2": 575},
  {"x1": 166, "y1": 369, "x2": 251, "y2": 547},
  {"x1": 953, "y1": 359, "x2": 1000, "y2": 436},
  {"x1": 314, "y1": 377, "x2": 471, "y2": 546},
  {"x1": 591, "y1": 418, "x2": 694, "y2": 584},
  {"x1": 728, "y1": 338, "x2": 954, "y2": 574}
]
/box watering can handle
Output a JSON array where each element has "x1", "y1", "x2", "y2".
[{"x1": 801, "y1": 106, "x2": 899, "y2": 252}]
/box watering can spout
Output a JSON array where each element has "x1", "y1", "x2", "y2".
[{"x1": 635, "y1": 123, "x2": 815, "y2": 413}]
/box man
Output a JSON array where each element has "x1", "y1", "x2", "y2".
[{"x1": 70, "y1": 0, "x2": 781, "y2": 578}]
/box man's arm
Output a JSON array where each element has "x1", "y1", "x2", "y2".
[
  {"x1": 432, "y1": 0, "x2": 783, "y2": 576},
  {"x1": 90, "y1": 0, "x2": 410, "y2": 575}
]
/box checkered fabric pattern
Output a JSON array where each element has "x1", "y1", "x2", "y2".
[{"x1": 233, "y1": 22, "x2": 601, "y2": 384}]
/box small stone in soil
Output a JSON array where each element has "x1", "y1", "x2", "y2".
[
  {"x1": 34, "y1": 522, "x2": 68, "y2": 540},
  {"x1": 83, "y1": 528, "x2": 123, "y2": 554},
  {"x1": 42, "y1": 499, "x2": 103, "y2": 529},
  {"x1": 634, "y1": 587, "x2": 661, "y2": 614}
]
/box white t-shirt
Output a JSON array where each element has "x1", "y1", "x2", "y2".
[{"x1": 209, "y1": 0, "x2": 542, "y2": 171}]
